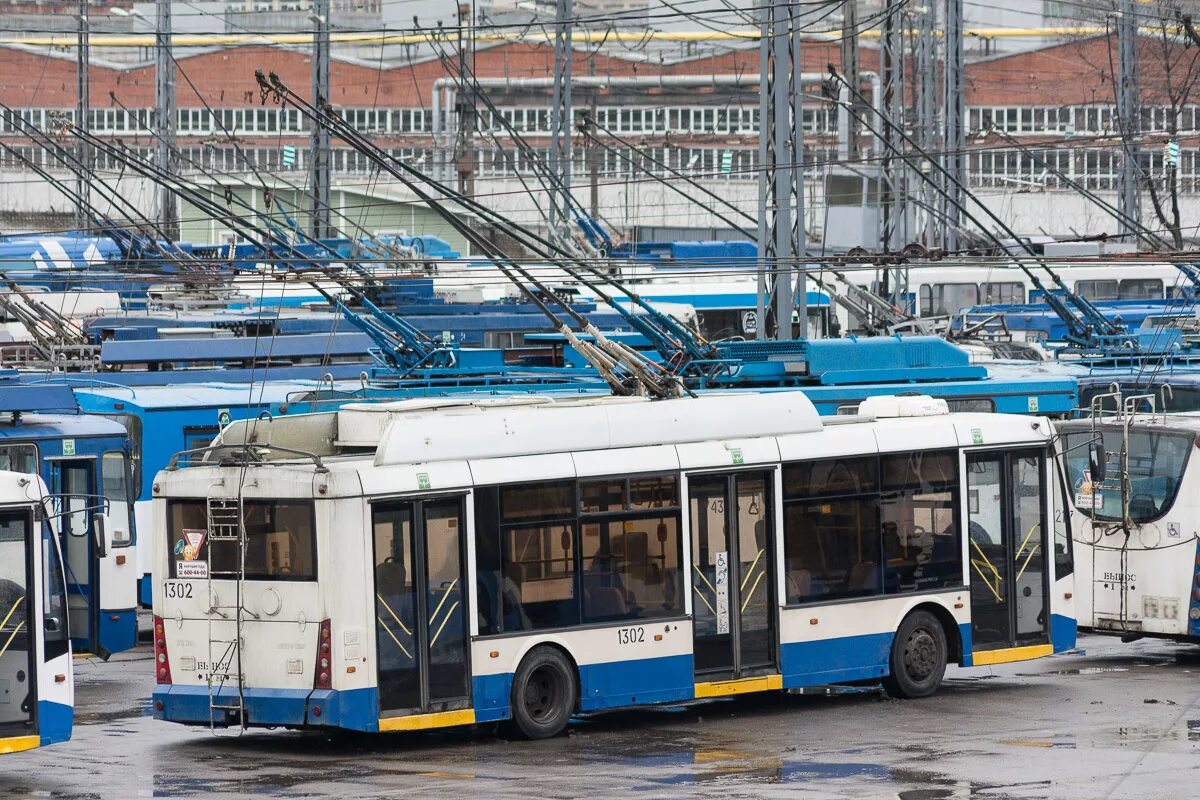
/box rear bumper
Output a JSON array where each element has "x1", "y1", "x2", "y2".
[{"x1": 152, "y1": 685, "x2": 377, "y2": 731}]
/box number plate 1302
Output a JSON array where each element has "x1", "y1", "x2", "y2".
[{"x1": 616, "y1": 626, "x2": 644, "y2": 645}]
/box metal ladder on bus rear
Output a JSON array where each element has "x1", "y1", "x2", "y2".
[{"x1": 205, "y1": 490, "x2": 248, "y2": 734}]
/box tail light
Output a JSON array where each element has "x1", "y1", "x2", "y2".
[
  {"x1": 314, "y1": 619, "x2": 332, "y2": 690},
  {"x1": 154, "y1": 615, "x2": 172, "y2": 685}
]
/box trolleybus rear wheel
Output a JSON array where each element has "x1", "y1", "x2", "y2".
[
  {"x1": 882, "y1": 610, "x2": 947, "y2": 699},
  {"x1": 510, "y1": 646, "x2": 577, "y2": 739}
]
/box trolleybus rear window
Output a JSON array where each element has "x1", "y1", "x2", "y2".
[{"x1": 166, "y1": 499, "x2": 317, "y2": 581}]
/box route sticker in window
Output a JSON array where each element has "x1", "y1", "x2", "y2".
[
  {"x1": 1074, "y1": 470, "x2": 1101, "y2": 509},
  {"x1": 176, "y1": 529, "x2": 209, "y2": 578}
]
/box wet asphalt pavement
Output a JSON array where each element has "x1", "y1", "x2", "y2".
[{"x1": 2, "y1": 634, "x2": 1198, "y2": 799}]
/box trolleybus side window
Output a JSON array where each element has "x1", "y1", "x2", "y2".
[
  {"x1": 483, "y1": 481, "x2": 579, "y2": 632},
  {"x1": 1118, "y1": 278, "x2": 1164, "y2": 300},
  {"x1": 475, "y1": 476, "x2": 687, "y2": 634},
  {"x1": 42, "y1": 521, "x2": 68, "y2": 661},
  {"x1": 579, "y1": 475, "x2": 683, "y2": 624},
  {"x1": 980, "y1": 282, "x2": 1025, "y2": 305},
  {"x1": 919, "y1": 283, "x2": 978, "y2": 316},
  {"x1": 166, "y1": 499, "x2": 317, "y2": 580},
  {"x1": 1075, "y1": 279, "x2": 1118, "y2": 301},
  {"x1": 781, "y1": 456, "x2": 881, "y2": 603},
  {"x1": 101, "y1": 452, "x2": 133, "y2": 547},
  {"x1": 880, "y1": 451, "x2": 962, "y2": 593}
]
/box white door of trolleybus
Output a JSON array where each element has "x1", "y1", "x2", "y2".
[
  {"x1": 687, "y1": 470, "x2": 777, "y2": 680},
  {"x1": 965, "y1": 449, "x2": 1052, "y2": 654},
  {"x1": 371, "y1": 495, "x2": 471, "y2": 720}
]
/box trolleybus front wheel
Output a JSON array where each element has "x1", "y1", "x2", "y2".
[
  {"x1": 510, "y1": 646, "x2": 577, "y2": 739},
  {"x1": 882, "y1": 610, "x2": 947, "y2": 699}
]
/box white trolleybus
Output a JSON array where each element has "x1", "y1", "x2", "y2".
[
  {"x1": 150, "y1": 392, "x2": 1076, "y2": 738},
  {"x1": 1059, "y1": 395, "x2": 1200, "y2": 642},
  {"x1": 0, "y1": 470, "x2": 73, "y2": 754}
]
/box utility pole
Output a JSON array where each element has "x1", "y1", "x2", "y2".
[
  {"x1": 455, "y1": 3, "x2": 476, "y2": 200},
  {"x1": 587, "y1": 95, "x2": 599, "y2": 220},
  {"x1": 549, "y1": 0, "x2": 573, "y2": 244},
  {"x1": 839, "y1": 0, "x2": 860, "y2": 159},
  {"x1": 310, "y1": 0, "x2": 332, "y2": 239},
  {"x1": 942, "y1": 0, "x2": 965, "y2": 251},
  {"x1": 155, "y1": 0, "x2": 177, "y2": 238},
  {"x1": 915, "y1": 1, "x2": 938, "y2": 247},
  {"x1": 756, "y1": 0, "x2": 806, "y2": 341},
  {"x1": 879, "y1": 0, "x2": 908, "y2": 303},
  {"x1": 1117, "y1": 0, "x2": 1141, "y2": 237},
  {"x1": 76, "y1": 0, "x2": 90, "y2": 232}
]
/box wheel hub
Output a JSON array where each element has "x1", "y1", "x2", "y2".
[{"x1": 904, "y1": 629, "x2": 938, "y2": 682}]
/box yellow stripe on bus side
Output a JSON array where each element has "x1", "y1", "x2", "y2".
[
  {"x1": 694, "y1": 673, "x2": 782, "y2": 699},
  {"x1": 972, "y1": 644, "x2": 1054, "y2": 666},
  {"x1": 378, "y1": 708, "x2": 475, "y2": 733},
  {"x1": 0, "y1": 735, "x2": 40, "y2": 754}
]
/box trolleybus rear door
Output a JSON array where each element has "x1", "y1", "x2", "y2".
[
  {"x1": 967, "y1": 450, "x2": 1050, "y2": 655},
  {"x1": 688, "y1": 471, "x2": 776, "y2": 679},
  {"x1": 372, "y1": 496, "x2": 470, "y2": 721}
]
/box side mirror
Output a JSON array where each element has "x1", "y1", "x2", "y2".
[
  {"x1": 1089, "y1": 440, "x2": 1107, "y2": 484},
  {"x1": 94, "y1": 513, "x2": 109, "y2": 559},
  {"x1": 43, "y1": 615, "x2": 62, "y2": 634}
]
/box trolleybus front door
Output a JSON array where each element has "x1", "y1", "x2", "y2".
[
  {"x1": 967, "y1": 450, "x2": 1050, "y2": 654},
  {"x1": 0, "y1": 509, "x2": 36, "y2": 751},
  {"x1": 688, "y1": 471, "x2": 776, "y2": 679},
  {"x1": 372, "y1": 496, "x2": 471, "y2": 721}
]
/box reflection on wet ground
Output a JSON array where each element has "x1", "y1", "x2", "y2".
[{"x1": 4, "y1": 635, "x2": 1198, "y2": 799}]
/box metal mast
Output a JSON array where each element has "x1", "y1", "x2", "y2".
[
  {"x1": 155, "y1": 0, "x2": 178, "y2": 238},
  {"x1": 310, "y1": 0, "x2": 332, "y2": 239},
  {"x1": 915, "y1": 1, "x2": 938, "y2": 247},
  {"x1": 942, "y1": 0, "x2": 965, "y2": 251},
  {"x1": 755, "y1": 0, "x2": 805, "y2": 341},
  {"x1": 455, "y1": 3, "x2": 476, "y2": 200},
  {"x1": 839, "y1": 0, "x2": 860, "y2": 159},
  {"x1": 879, "y1": 0, "x2": 908, "y2": 298},
  {"x1": 549, "y1": 0, "x2": 574, "y2": 244},
  {"x1": 1117, "y1": 0, "x2": 1141, "y2": 237},
  {"x1": 76, "y1": 0, "x2": 90, "y2": 233}
]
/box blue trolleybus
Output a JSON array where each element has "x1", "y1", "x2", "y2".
[
  {"x1": 0, "y1": 470, "x2": 73, "y2": 753},
  {"x1": 149, "y1": 391, "x2": 1076, "y2": 736},
  {"x1": 1, "y1": 381, "x2": 138, "y2": 655}
]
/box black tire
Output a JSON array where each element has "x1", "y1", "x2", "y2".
[
  {"x1": 510, "y1": 646, "x2": 577, "y2": 740},
  {"x1": 882, "y1": 610, "x2": 948, "y2": 699}
]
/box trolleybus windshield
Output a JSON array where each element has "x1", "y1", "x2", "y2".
[{"x1": 1063, "y1": 428, "x2": 1192, "y2": 523}]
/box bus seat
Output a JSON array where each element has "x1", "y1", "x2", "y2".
[
  {"x1": 585, "y1": 585, "x2": 628, "y2": 618},
  {"x1": 787, "y1": 569, "x2": 812, "y2": 599},
  {"x1": 375, "y1": 558, "x2": 407, "y2": 597},
  {"x1": 849, "y1": 561, "x2": 878, "y2": 591}
]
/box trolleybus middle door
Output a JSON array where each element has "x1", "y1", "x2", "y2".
[
  {"x1": 688, "y1": 471, "x2": 776, "y2": 680},
  {"x1": 0, "y1": 509, "x2": 37, "y2": 750},
  {"x1": 967, "y1": 450, "x2": 1050, "y2": 654}
]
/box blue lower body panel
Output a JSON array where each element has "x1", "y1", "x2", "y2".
[
  {"x1": 153, "y1": 685, "x2": 377, "y2": 731},
  {"x1": 138, "y1": 576, "x2": 152, "y2": 608},
  {"x1": 38, "y1": 700, "x2": 73, "y2": 747},
  {"x1": 473, "y1": 653, "x2": 695, "y2": 721},
  {"x1": 578, "y1": 654, "x2": 694, "y2": 711},
  {"x1": 780, "y1": 632, "x2": 892, "y2": 687},
  {"x1": 98, "y1": 608, "x2": 138, "y2": 655}
]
